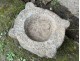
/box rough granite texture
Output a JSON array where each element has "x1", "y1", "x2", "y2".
[
  {"x1": 8, "y1": 2, "x2": 70, "y2": 58},
  {"x1": 57, "y1": 0, "x2": 79, "y2": 18},
  {"x1": 24, "y1": 15, "x2": 52, "y2": 42}
]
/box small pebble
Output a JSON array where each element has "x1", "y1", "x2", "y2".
[{"x1": 50, "y1": 7, "x2": 52, "y2": 10}]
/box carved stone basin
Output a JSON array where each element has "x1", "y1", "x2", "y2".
[
  {"x1": 8, "y1": 2, "x2": 70, "y2": 58},
  {"x1": 24, "y1": 14, "x2": 53, "y2": 42}
]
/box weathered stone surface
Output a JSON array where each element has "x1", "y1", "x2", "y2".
[
  {"x1": 32, "y1": 0, "x2": 79, "y2": 41},
  {"x1": 24, "y1": 16, "x2": 52, "y2": 42},
  {"x1": 50, "y1": 0, "x2": 79, "y2": 41},
  {"x1": 57, "y1": 0, "x2": 79, "y2": 18},
  {"x1": 9, "y1": 2, "x2": 70, "y2": 58}
]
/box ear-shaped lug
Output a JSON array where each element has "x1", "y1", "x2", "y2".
[
  {"x1": 62, "y1": 19, "x2": 70, "y2": 29},
  {"x1": 8, "y1": 28, "x2": 16, "y2": 39},
  {"x1": 25, "y1": 2, "x2": 35, "y2": 10}
]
